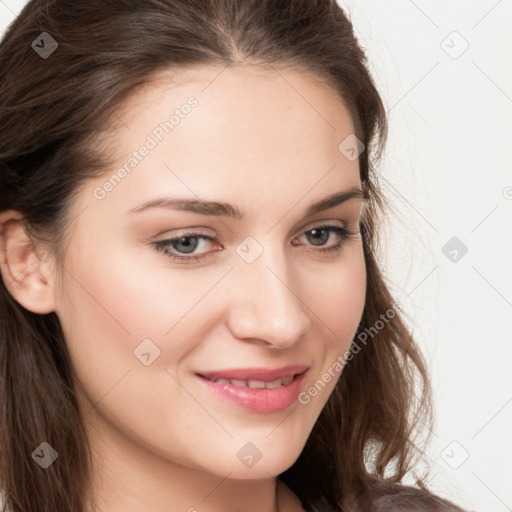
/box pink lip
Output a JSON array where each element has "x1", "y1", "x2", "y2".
[
  {"x1": 195, "y1": 367, "x2": 309, "y2": 414},
  {"x1": 196, "y1": 364, "x2": 309, "y2": 382}
]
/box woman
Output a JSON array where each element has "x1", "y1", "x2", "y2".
[{"x1": 0, "y1": 1, "x2": 467, "y2": 511}]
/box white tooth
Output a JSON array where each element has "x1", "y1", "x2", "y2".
[
  {"x1": 281, "y1": 375, "x2": 293, "y2": 386},
  {"x1": 248, "y1": 380, "x2": 266, "y2": 389},
  {"x1": 216, "y1": 378, "x2": 230, "y2": 385},
  {"x1": 265, "y1": 378, "x2": 283, "y2": 389},
  {"x1": 230, "y1": 379, "x2": 248, "y2": 387}
]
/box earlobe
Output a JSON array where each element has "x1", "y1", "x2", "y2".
[{"x1": 0, "y1": 210, "x2": 56, "y2": 314}]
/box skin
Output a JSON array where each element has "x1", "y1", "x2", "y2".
[{"x1": 0, "y1": 65, "x2": 366, "y2": 512}]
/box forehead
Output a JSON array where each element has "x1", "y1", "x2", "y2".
[
  {"x1": 75, "y1": 64, "x2": 361, "y2": 222},
  {"x1": 114, "y1": 63, "x2": 357, "y2": 150}
]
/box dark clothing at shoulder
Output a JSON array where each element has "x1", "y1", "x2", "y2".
[
  {"x1": 369, "y1": 485, "x2": 468, "y2": 512},
  {"x1": 308, "y1": 484, "x2": 468, "y2": 512}
]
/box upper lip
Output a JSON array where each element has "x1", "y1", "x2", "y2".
[{"x1": 196, "y1": 364, "x2": 309, "y2": 382}]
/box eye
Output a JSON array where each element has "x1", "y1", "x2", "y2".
[
  {"x1": 151, "y1": 224, "x2": 360, "y2": 264},
  {"x1": 152, "y1": 233, "x2": 217, "y2": 263},
  {"x1": 292, "y1": 224, "x2": 359, "y2": 256}
]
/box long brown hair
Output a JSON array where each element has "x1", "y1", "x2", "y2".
[{"x1": 0, "y1": 1, "x2": 463, "y2": 511}]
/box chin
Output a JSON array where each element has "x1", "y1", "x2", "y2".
[{"x1": 220, "y1": 440, "x2": 303, "y2": 480}]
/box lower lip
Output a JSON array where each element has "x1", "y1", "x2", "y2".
[{"x1": 196, "y1": 370, "x2": 309, "y2": 413}]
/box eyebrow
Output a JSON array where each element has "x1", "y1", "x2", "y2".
[{"x1": 127, "y1": 186, "x2": 366, "y2": 220}]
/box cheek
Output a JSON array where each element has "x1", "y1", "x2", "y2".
[
  {"x1": 55, "y1": 239, "x2": 230, "y2": 403},
  {"x1": 54, "y1": 243, "x2": 219, "y2": 462},
  {"x1": 59, "y1": 235, "x2": 219, "y2": 341},
  {"x1": 294, "y1": 249, "x2": 365, "y2": 419},
  {"x1": 312, "y1": 246, "x2": 366, "y2": 349}
]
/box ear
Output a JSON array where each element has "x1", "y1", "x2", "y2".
[{"x1": 0, "y1": 210, "x2": 56, "y2": 314}]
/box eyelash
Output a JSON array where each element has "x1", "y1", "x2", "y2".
[{"x1": 151, "y1": 224, "x2": 360, "y2": 264}]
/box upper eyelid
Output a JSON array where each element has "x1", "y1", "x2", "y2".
[{"x1": 161, "y1": 220, "x2": 348, "y2": 242}]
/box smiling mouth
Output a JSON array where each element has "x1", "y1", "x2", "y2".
[
  {"x1": 195, "y1": 368, "x2": 309, "y2": 414},
  {"x1": 199, "y1": 373, "x2": 296, "y2": 389}
]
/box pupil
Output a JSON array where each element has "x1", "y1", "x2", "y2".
[
  {"x1": 308, "y1": 228, "x2": 328, "y2": 246},
  {"x1": 174, "y1": 236, "x2": 198, "y2": 254}
]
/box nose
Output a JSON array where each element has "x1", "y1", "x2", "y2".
[{"x1": 225, "y1": 244, "x2": 312, "y2": 349}]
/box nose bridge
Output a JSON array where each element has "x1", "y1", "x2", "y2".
[{"x1": 226, "y1": 238, "x2": 311, "y2": 346}]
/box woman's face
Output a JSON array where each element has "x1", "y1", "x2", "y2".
[{"x1": 53, "y1": 65, "x2": 366, "y2": 482}]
